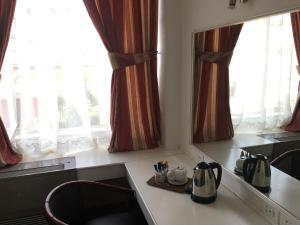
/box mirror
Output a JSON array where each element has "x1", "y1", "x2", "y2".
[{"x1": 192, "y1": 11, "x2": 300, "y2": 219}]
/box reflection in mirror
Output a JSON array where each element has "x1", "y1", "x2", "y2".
[
  {"x1": 192, "y1": 11, "x2": 300, "y2": 219},
  {"x1": 193, "y1": 23, "x2": 243, "y2": 143},
  {"x1": 229, "y1": 14, "x2": 298, "y2": 133},
  {"x1": 193, "y1": 13, "x2": 299, "y2": 144}
]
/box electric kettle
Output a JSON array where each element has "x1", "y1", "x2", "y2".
[
  {"x1": 191, "y1": 161, "x2": 222, "y2": 204},
  {"x1": 243, "y1": 154, "x2": 271, "y2": 193}
]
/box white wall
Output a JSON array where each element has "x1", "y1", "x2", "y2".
[
  {"x1": 179, "y1": 0, "x2": 300, "y2": 148},
  {"x1": 159, "y1": 0, "x2": 182, "y2": 151}
]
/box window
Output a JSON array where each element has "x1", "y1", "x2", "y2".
[
  {"x1": 229, "y1": 13, "x2": 299, "y2": 133},
  {"x1": 0, "y1": 0, "x2": 112, "y2": 159}
]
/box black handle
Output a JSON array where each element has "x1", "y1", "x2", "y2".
[
  {"x1": 243, "y1": 158, "x2": 254, "y2": 183},
  {"x1": 209, "y1": 162, "x2": 222, "y2": 189}
]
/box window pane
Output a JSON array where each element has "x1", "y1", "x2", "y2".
[{"x1": 0, "y1": 0, "x2": 112, "y2": 158}]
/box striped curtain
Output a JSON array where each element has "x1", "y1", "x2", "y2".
[
  {"x1": 193, "y1": 24, "x2": 243, "y2": 143},
  {"x1": 0, "y1": 0, "x2": 22, "y2": 166},
  {"x1": 84, "y1": 0, "x2": 160, "y2": 152},
  {"x1": 286, "y1": 12, "x2": 300, "y2": 132}
]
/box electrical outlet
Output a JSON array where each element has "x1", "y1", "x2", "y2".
[
  {"x1": 279, "y1": 212, "x2": 300, "y2": 225},
  {"x1": 262, "y1": 204, "x2": 278, "y2": 224}
]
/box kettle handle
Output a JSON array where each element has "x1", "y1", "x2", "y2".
[
  {"x1": 243, "y1": 157, "x2": 254, "y2": 183},
  {"x1": 209, "y1": 162, "x2": 222, "y2": 189}
]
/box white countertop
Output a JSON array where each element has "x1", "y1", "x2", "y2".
[
  {"x1": 125, "y1": 153, "x2": 270, "y2": 225},
  {"x1": 14, "y1": 135, "x2": 284, "y2": 225}
]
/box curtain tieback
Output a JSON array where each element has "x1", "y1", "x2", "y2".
[
  {"x1": 196, "y1": 51, "x2": 233, "y2": 63},
  {"x1": 108, "y1": 51, "x2": 157, "y2": 70}
]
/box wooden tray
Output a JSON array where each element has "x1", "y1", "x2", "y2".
[{"x1": 147, "y1": 176, "x2": 192, "y2": 193}]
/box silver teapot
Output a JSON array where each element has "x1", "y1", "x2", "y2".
[
  {"x1": 243, "y1": 154, "x2": 271, "y2": 193},
  {"x1": 191, "y1": 161, "x2": 222, "y2": 204}
]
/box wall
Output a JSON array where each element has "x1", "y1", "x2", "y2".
[
  {"x1": 179, "y1": 0, "x2": 300, "y2": 149},
  {"x1": 159, "y1": 0, "x2": 182, "y2": 151}
]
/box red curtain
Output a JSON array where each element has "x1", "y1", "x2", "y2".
[
  {"x1": 286, "y1": 12, "x2": 300, "y2": 132},
  {"x1": 193, "y1": 24, "x2": 243, "y2": 143},
  {"x1": 0, "y1": 0, "x2": 22, "y2": 166},
  {"x1": 84, "y1": 0, "x2": 160, "y2": 152}
]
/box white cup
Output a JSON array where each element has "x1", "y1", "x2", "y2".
[{"x1": 167, "y1": 166, "x2": 187, "y2": 183}]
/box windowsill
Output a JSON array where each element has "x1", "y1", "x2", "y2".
[
  {"x1": 20, "y1": 146, "x2": 183, "y2": 170},
  {"x1": 0, "y1": 145, "x2": 182, "y2": 182},
  {"x1": 233, "y1": 127, "x2": 291, "y2": 135}
]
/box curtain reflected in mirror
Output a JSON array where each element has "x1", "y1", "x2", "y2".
[{"x1": 193, "y1": 24, "x2": 242, "y2": 143}]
